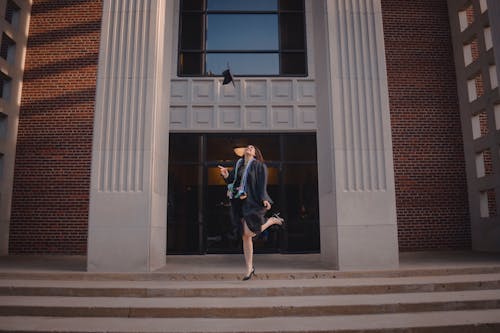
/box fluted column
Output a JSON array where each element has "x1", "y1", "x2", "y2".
[
  {"x1": 314, "y1": 0, "x2": 398, "y2": 269},
  {"x1": 87, "y1": 0, "x2": 172, "y2": 272}
]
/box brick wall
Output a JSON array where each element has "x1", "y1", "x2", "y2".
[
  {"x1": 8, "y1": 0, "x2": 102, "y2": 254},
  {"x1": 381, "y1": 0, "x2": 471, "y2": 250}
]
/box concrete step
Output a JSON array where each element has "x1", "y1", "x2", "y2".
[
  {"x1": 1, "y1": 310, "x2": 500, "y2": 332},
  {"x1": 1, "y1": 289, "x2": 499, "y2": 318},
  {"x1": 1, "y1": 265, "x2": 500, "y2": 281},
  {"x1": 2, "y1": 257, "x2": 500, "y2": 332},
  {"x1": 1, "y1": 273, "x2": 500, "y2": 297}
]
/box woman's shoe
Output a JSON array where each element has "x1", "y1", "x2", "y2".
[{"x1": 242, "y1": 267, "x2": 255, "y2": 281}]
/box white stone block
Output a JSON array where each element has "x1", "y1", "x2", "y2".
[
  {"x1": 219, "y1": 106, "x2": 241, "y2": 128},
  {"x1": 337, "y1": 224, "x2": 399, "y2": 270},
  {"x1": 170, "y1": 80, "x2": 188, "y2": 104},
  {"x1": 170, "y1": 106, "x2": 187, "y2": 127},
  {"x1": 192, "y1": 106, "x2": 214, "y2": 128},
  {"x1": 272, "y1": 106, "x2": 294, "y2": 128},
  {"x1": 246, "y1": 80, "x2": 267, "y2": 102},
  {"x1": 271, "y1": 80, "x2": 293, "y2": 102},
  {"x1": 245, "y1": 106, "x2": 267, "y2": 128},
  {"x1": 192, "y1": 80, "x2": 214, "y2": 103}
]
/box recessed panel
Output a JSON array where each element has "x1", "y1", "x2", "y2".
[
  {"x1": 245, "y1": 106, "x2": 267, "y2": 128},
  {"x1": 219, "y1": 106, "x2": 241, "y2": 128},
  {"x1": 246, "y1": 80, "x2": 267, "y2": 102},
  {"x1": 299, "y1": 106, "x2": 317, "y2": 128},
  {"x1": 192, "y1": 80, "x2": 214, "y2": 103},
  {"x1": 272, "y1": 106, "x2": 293, "y2": 128},
  {"x1": 193, "y1": 106, "x2": 214, "y2": 128},
  {"x1": 219, "y1": 81, "x2": 241, "y2": 103},
  {"x1": 297, "y1": 80, "x2": 316, "y2": 104},
  {"x1": 170, "y1": 80, "x2": 188, "y2": 104},
  {"x1": 170, "y1": 106, "x2": 187, "y2": 128},
  {"x1": 271, "y1": 80, "x2": 293, "y2": 102}
]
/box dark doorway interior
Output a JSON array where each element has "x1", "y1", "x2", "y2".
[{"x1": 167, "y1": 133, "x2": 319, "y2": 254}]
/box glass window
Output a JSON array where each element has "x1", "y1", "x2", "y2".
[
  {"x1": 5, "y1": 0, "x2": 21, "y2": 27},
  {"x1": 283, "y1": 134, "x2": 317, "y2": 161},
  {"x1": 206, "y1": 14, "x2": 278, "y2": 51},
  {"x1": 0, "y1": 33, "x2": 15, "y2": 64},
  {"x1": 180, "y1": 14, "x2": 204, "y2": 50},
  {"x1": 181, "y1": 0, "x2": 204, "y2": 11},
  {"x1": 282, "y1": 164, "x2": 319, "y2": 252},
  {"x1": 169, "y1": 134, "x2": 201, "y2": 162},
  {"x1": 280, "y1": 13, "x2": 305, "y2": 50},
  {"x1": 167, "y1": 165, "x2": 201, "y2": 254},
  {"x1": 279, "y1": 0, "x2": 304, "y2": 11},
  {"x1": 0, "y1": 72, "x2": 12, "y2": 100},
  {"x1": 178, "y1": 0, "x2": 307, "y2": 76},
  {"x1": 206, "y1": 53, "x2": 278, "y2": 76},
  {"x1": 207, "y1": 0, "x2": 277, "y2": 11}
]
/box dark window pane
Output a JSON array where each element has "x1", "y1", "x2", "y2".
[
  {"x1": 180, "y1": 14, "x2": 204, "y2": 50},
  {"x1": 169, "y1": 134, "x2": 201, "y2": 162},
  {"x1": 279, "y1": 0, "x2": 304, "y2": 11},
  {"x1": 181, "y1": 0, "x2": 204, "y2": 11},
  {"x1": 206, "y1": 53, "x2": 279, "y2": 75},
  {"x1": 0, "y1": 34, "x2": 9, "y2": 59},
  {"x1": 167, "y1": 165, "x2": 201, "y2": 254},
  {"x1": 282, "y1": 163, "x2": 319, "y2": 252},
  {"x1": 281, "y1": 52, "x2": 306, "y2": 75},
  {"x1": 207, "y1": 14, "x2": 278, "y2": 51},
  {"x1": 180, "y1": 52, "x2": 203, "y2": 75},
  {"x1": 208, "y1": 0, "x2": 277, "y2": 11},
  {"x1": 280, "y1": 13, "x2": 305, "y2": 50},
  {"x1": 5, "y1": 0, "x2": 20, "y2": 26},
  {"x1": 283, "y1": 134, "x2": 316, "y2": 161},
  {"x1": 0, "y1": 72, "x2": 11, "y2": 100},
  {"x1": 178, "y1": 0, "x2": 307, "y2": 77}
]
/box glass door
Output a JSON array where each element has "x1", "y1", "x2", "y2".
[{"x1": 167, "y1": 133, "x2": 320, "y2": 254}]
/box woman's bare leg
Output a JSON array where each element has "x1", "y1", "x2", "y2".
[
  {"x1": 260, "y1": 216, "x2": 283, "y2": 232},
  {"x1": 242, "y1": 221, "x2": 255, "y2": 275}
]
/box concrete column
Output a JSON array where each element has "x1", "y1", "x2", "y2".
[
  {"x1": 314, "y1": 0, "x2": 399, "y2": 269},
  {"x1": 0, "y1": 0, "x2": 31, "y2": 255},
  {"x1": 447, "y1": 0, "x2": 500, "y2": 252},
  {"x1": 87, "y1": 0, "x2": 173, "y2": 272}
]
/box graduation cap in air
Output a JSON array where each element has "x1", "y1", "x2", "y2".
[{"x1": 222, "y1": 67, "x2": 235, "y2": 87}]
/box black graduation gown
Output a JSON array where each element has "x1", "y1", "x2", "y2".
[{"x1": 226, "y1": 159, "x2": 273, "y2": 234}]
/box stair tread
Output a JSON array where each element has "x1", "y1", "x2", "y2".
[
  {"x1": 1, "y1": 272, "x2": 500, "y2": 289},
  {"x1": 1, "y1": 289, "x2": 499, "y2": 308},
  {"x1": 2, "y1": 266, "x2": 500, "y2": 282},
  {"x1": 1, "y1": 310, "x2": 500, "y2": 332}
]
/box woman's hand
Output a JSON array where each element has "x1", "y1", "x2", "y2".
[
  {"x1": 218, "y1": 165, "x2": 229, "y2": 179},
  {"x1": 263, "y1": 200, "x2": 271, "y2": 210}
]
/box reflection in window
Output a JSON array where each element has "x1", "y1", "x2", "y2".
[
  {"x1": 206, "y1": 53, "x2": 279, "y2": 76},
  {"x1": 208, "y1": 0, "x2": 277, "y2": 11},
  {"x1": 179, "y1": 0, "x2": 307, "y2": 76},
  {"x1": 206, "y1": 14, "x2": 278, "y2": 51},
  {"x1": 0, "y1": 72, "x2": 12, "y2": 100},
  {"x1": 5, "y1": 0, "x2": 21, "y2": 27}
]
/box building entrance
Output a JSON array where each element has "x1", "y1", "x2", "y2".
[{"x1": 167, "y1": 133, "x2": 319, "y2": 254}]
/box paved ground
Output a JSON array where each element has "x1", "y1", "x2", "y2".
[{"x1": 0, "y1": 251, "x2": 499, "y2": 274}]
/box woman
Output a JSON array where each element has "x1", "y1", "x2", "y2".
[{"x1": 218, "y1": 145, "x2": 284, "y2": 280}]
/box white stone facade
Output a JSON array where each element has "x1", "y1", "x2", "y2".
[{"x1": 87, "y1": 0, "x2": 399, "y2": 271}]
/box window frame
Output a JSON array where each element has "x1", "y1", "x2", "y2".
[{"x1": 177, "y1": 0, "x2": 308, "y2": 77}]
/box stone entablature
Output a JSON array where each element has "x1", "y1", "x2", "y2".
[{"x1": 169, "y1": 78, "x2": 317, "y2": 131}]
